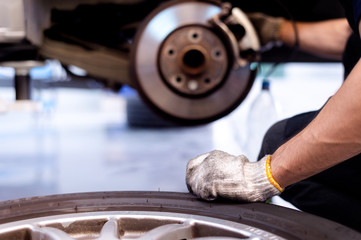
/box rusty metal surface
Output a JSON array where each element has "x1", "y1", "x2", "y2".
[
  {"x1": 158, "y1": 25, "x2": 228, "y2": 96},
  {"x1": 131, "y1": 1, "x2": 259, "y2": 124}
]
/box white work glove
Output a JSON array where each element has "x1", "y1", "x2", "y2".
[
  {"x1": 186, "y1": 150, "x2": 283, "y2": 202},
  {"x1": 247, "y1": 12, "x2": 285, "y2": 48}
]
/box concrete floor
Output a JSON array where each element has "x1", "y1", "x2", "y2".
[{"x1": 0, "y1": 62, "x2": 343, "y2": 203}]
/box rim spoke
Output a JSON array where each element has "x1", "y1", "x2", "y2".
[
  {"x1": 31, "y1": 227, "x2": 74, "y2": 240},
  {"x1": 98, "y1": 219, "x2": 120, "y2": 240},
  {"x1": 137, "y1": 222, "x2": 193, "y2": 240}
]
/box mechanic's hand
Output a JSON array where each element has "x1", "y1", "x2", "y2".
[
  {"x1": 247, "y1": 12, "x2": 285, "y2": 48},
  {"x1": 186, "y1": 150, "x2": 282, "y2": 202}
]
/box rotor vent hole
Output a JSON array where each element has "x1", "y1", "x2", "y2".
[
  {"x1": 183, "y1": 49, "x2": 205, "y2": 69},
  {"x1": 168, "y1": 49, "x2": 175, "y2": 55}
]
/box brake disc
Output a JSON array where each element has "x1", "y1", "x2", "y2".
[{"x1": 130, "y1": 0, "x2": 260, "y2": 124}]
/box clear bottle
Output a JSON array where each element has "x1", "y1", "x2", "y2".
[{"x1": 245, "y1": 79, "x2": 278, "y2": 161}]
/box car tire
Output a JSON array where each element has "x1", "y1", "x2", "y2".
[{"x1": 0, "y1": 191, "x2": 360, "y2": 239}]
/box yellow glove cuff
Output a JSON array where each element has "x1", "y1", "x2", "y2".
[{"x1": 265, "y1": 155, "x2": 284, "y2": 192}]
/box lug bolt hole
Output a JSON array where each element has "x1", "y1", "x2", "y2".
[
  {"x1": 204, "y1": 78, "x2": 211, "y2": 84},
  {"x1": 176, "y1": 76, "x2": 182, "y2": 83}
]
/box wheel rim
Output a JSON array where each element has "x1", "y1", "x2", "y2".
[
  {"x1": 0, "y1": 211, "x2": 284, "y2": 239},
  {"x1": 0, "y1": 191, "x2": 360, "y2": 240}
]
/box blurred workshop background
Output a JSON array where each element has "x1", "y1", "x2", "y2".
[
  {"x1": 0, "y1": 60, "x2": 342, "y2": 202},
  {"x1": 0, "y1": 0, "x2": 345, "y2": 210}
]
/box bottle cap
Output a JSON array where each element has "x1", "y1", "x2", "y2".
[{"x1": 262, "y1": 80, "x2": 270, "y2": 90}]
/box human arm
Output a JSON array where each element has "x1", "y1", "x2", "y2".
[
  {"x1": 271, "y1": 57, "x2": 361, "y2": 188},
  {"x1": 186, "y1": 58, "x2": 361, "y2": 201},
  {"x1": 248, "y1": 13, "x2": 352, "y2": 60},
  {"x1": 279, "y1": 18, "x2": 352, "y2": 60}
]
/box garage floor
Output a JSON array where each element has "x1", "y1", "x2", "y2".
[{"x1": 0, "y1": 62, "x2": 342, "y2": 204}]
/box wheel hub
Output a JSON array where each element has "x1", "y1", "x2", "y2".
[{"x1": 159, "y1": 25, "x2": 228, "y2": 96}]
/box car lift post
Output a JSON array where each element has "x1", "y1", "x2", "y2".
[{"x1": 0, "y1": 60, "x2": 44, "y2": 100}]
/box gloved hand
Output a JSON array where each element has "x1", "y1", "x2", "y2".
[
  {"x1": 186, "y1": 150, "x2": 283, "y2": 202},
  {"x1": 247, "y1": 12, "x2": 285, "y2": 48}
]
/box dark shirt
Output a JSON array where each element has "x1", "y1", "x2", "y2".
[
  {"x1": 339, "y1": 0, "x2": 361, "y2": 33},
  {"x1": 340, "y1": 0, "x2": 361, "y2": 78}
]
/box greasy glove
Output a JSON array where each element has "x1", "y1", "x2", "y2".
[
  {"x1": 247, "y1": 12, "x2": 285, "y2": 47},
  {"x1": 186, "y1": 150, "x2": 283, "y2": 202}
]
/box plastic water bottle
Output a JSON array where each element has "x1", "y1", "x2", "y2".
[{"x1": 245, "y1": 79, "x2": 278, "y2": 161}]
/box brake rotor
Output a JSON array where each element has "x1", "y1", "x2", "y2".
[{"x1": 130, "y1": 0, "x2": 259, "y2": 124}]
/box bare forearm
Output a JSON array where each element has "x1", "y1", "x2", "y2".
[
  {"x1": 280, "y1": 18, "x2": 352, "y2": 60},
  {"x1": 271, "y1": 59, "x2": 361, "y2": 188}
]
